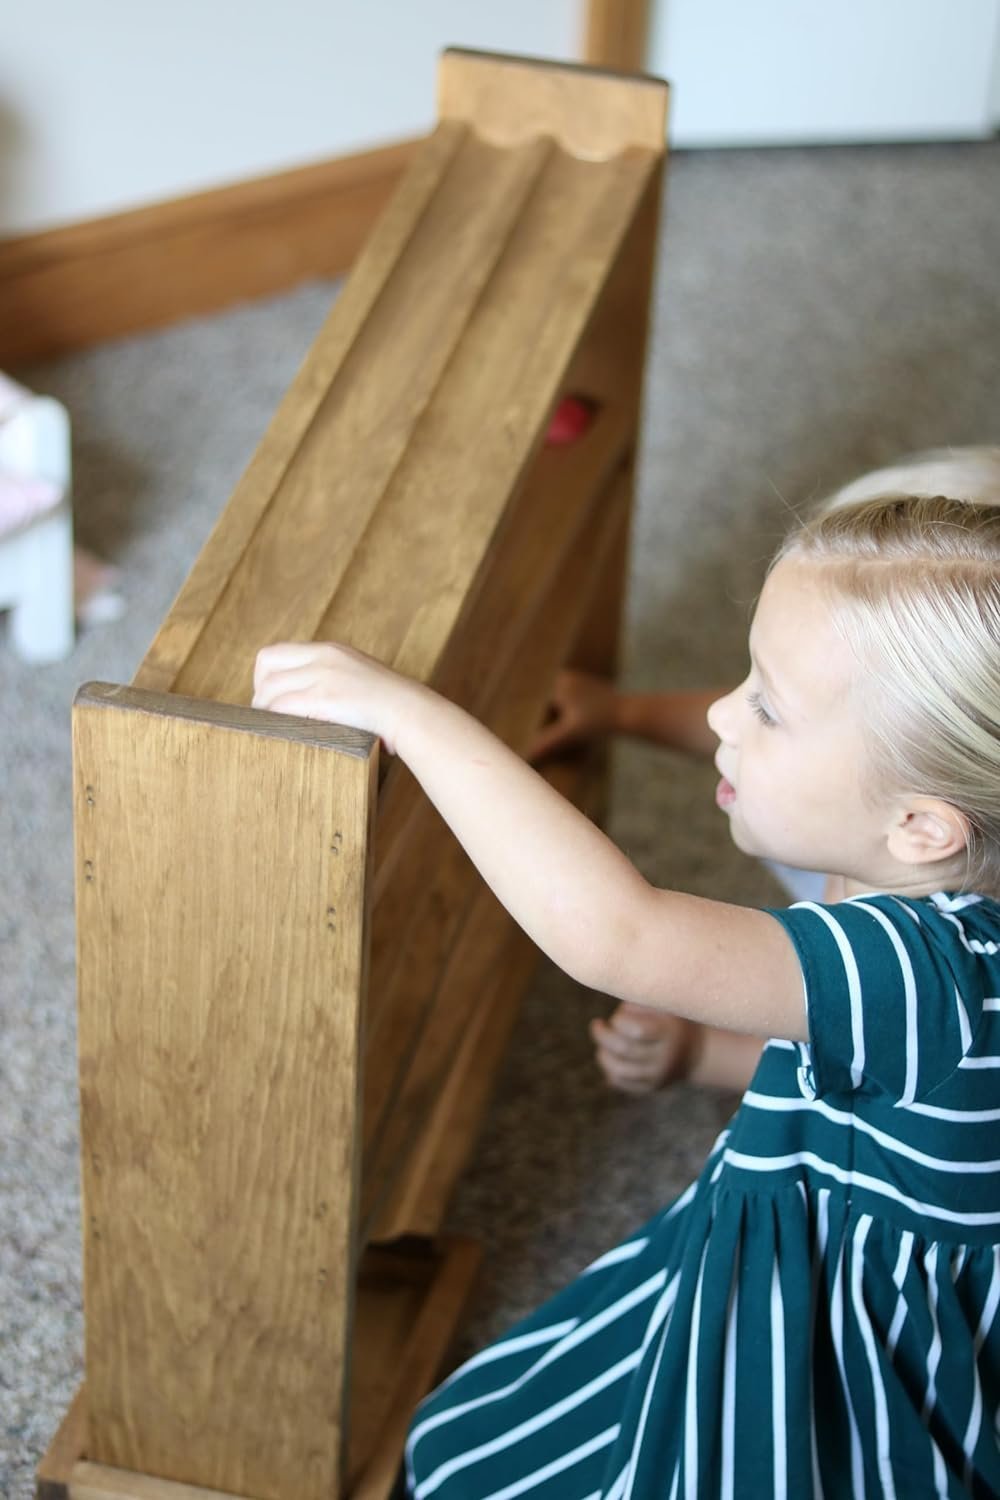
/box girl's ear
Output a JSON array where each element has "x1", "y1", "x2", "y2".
[{"x1": 886, "y1": 798, "x2": 971, "y2": 866}]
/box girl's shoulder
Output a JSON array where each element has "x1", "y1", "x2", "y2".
[
  {"x1": 764, "y1": 888, "x2": 1000, "y2": 1104},
  {"x1": 903, "y1": 888, "x2": 1000, "y2": 954}
]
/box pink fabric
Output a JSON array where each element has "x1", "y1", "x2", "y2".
[
  {"x1": 0, "y1": 371, "x2": 64, "y2": 536},
  {"x1": 0, "y1": 473, "x2": 62, "y2": 536}
]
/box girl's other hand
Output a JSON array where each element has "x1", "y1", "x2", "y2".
[
  {"x1": 252, "y1": 641, "x2": 417, "y2": 755},
  {"x1": 590, "y1": 1001, "x2": 701, "y2": 1094},
  {"x1": 530, "y1": 670, "x2": 617, "y2": 763}
]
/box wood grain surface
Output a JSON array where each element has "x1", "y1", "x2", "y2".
[{"x1": 73, "y1": 688, "x2": 377, "y2": 1499}]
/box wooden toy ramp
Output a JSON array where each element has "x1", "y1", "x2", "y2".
[{"x1": 37, "y1": 48, "x2": 668, "y2": 1500}]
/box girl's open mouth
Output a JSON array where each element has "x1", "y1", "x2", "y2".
[{"x1": 715, "y1": 776, "x2": 737, "y2": 809}]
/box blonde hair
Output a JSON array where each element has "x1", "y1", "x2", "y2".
[{"x1": 775, "y1": 447, "x2": 1000, "y2": 896}]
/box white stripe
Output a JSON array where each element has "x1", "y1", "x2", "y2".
[
  {"x1": 796, "y1": 903, "x2": 866, "y2": 1085},
  {"x1": 809, "y1": 1193, "x2": 829, "y2": 1500},
  {"x1": 721, "y1": 1145, "x2": 1000, "y2": 1226},
  {"x1": 931, "y1": 892, "x2": 983, "y2": 913},
  {"x1": 920, "y1": 1246, "x2": 949, "y2": 1496},
  {"x1": 742, "y1": 1089, "x2": 1000, "y2": 1173},
  {"x1": 962, "y1": 1257, "x2": 1000, "y2": 1491},
  {"x1": 921, "y1": 1253, "x2": 944, "y2": 1418},
  {"x1": 770, "y1": 1261, "x2": 787, "y2": 1499},
  {"x1": 958, "y1": 1055, "x2": 1000, "y2": 1069},
  {"x1": 851, "y1": 900, "x2": 919, "y2": 1103},
  {"x1": 973, "y1": 1256, "x2": 1000, "y2": 1355},
  {"x1": 957, "y1": 986, "x2": 974, "y2": 1050},
  {"x1": 904, "y1": 1098, "x2": 1000, "y2": 1122},
  {"x1": 683, "y1": 1240, "x2": 712, "y2": 1500},
  {"x1": 934, "y1": 906, "x2": 999, "y2": 955},
  {"x1": 886, "y1": 1231, "x2": 914, "y2": 1359},
  {"x1": 622, "y1": 1281, "x2": 680, "y2": 1500},
  {"x1": 720, "y1": 1242, "x2": 740, "y2": 1500},
  {"x1": 983, "y1": 997, "x2": 1000, "y2": 1011},
  {"x1": 883, "y1": 897, "x2": 923, "y2": 926},
  {"x1": 851, "y1": 1216, "x2": 896, "y2": 1499},
  {"x1": 582, "y1": 1238, "x2": 650, "y2": 1276},
  {"x1": 478, "y1": 1426, "x2": 621, "y2": 1500},
  {"x1": 409, "y1": 1275, "x2": 664, "y2": 1456},
  {"x1": 829, "y1": 1234, "x2": 866, "y2": 1499},
  {"x1": 415, "y1": 1358, "x2": 637, "y2": 1499},
  {"x1": 429, "y1": 1319, "x2": 580, "y2": 1395}
]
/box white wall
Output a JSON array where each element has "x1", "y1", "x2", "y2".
[
  {"x1": 650, "y1": 0, "x2": 1000, "y2": 147},
  {"x1": 7, "y1": 2, "x2": 1000, "y2": 238},
  {"x1": 0, "y1": 1, "x2": 580, "y2": 236}
]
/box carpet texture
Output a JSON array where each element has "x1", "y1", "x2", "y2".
[{"x1": 2, "y1": 139, "x2": 999, "y2": 1496}]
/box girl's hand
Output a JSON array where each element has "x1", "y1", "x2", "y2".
[
  {"x1": 530, "y1": 670, "x2": 618, "y2": 763},
  {"x1": 252, "y1": 641, "x2": 420, "y2": 755},
  {"x1": 590, "y1": 1001, "x2": 702, "y2": 1095}
]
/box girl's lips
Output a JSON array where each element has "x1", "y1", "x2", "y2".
[{"x1": 715, "y1": 776, "x2": 737, "y2": 809}]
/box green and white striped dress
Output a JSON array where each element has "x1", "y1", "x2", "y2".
[{"x1": 404, "y1": 891, "x2": 1000, "y2": 1499}]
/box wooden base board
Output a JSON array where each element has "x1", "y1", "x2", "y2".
[
  {"x1": 0, "y1": 140, "x2": 418, "y2": 368},
  {"x1": 37, "y1": 1236, "x2": 481, "y2": 1500}
]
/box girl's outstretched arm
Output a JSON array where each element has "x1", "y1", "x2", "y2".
[
  {"x1": 253, "y1": 642, "x2": 807, "y2": 1044},
  {"x1": 532, "y1": 671, "x2": 725, "y2": 762}
]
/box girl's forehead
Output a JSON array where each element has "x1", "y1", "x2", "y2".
[{"x1": 753, "y1": 560, "x2": 856, "y2": 709}]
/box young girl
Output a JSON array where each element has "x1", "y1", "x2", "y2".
[
  {"x1": 253, "y1": 448, "x2": 1000, "y2": 1497},
  {"x1": 542, "y1": 448, "x2": 1000, "y2": 1105}
]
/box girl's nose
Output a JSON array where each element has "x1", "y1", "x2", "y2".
[{"x1": 706, "y1": 687, "x2": 739, "y2": 746}]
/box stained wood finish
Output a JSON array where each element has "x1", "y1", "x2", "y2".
[
  {"x1": 362, "y1": 465, "x2": 633, "y2": 1230},
  {"x1": 133, "y1": 137, "x2": 660, "y2": 705},
  {"x1": 35, "y1": 1239, "x2": 481, "y2": 1500},
  {"x1": 73, "y1": 687, "x2": 376, "y2": 1500},
  {"x1": 583, "y1": 0, "x2": 652, "y2": 73},
  {"x1": 439, "y1": 45, "x2": 663, "y2": 154},
  {"x1": 373, "y1": 755, "x2": 602, "y2": 1242},
  {"x1": 42, "y1": 47, "x2": 668, "y2": 1500}
]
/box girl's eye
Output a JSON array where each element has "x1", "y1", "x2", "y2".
[{"x1": 747, "y1": 690, "x2": 776, "y2": 727}]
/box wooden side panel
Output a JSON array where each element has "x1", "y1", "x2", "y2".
[
  {"x1": 72, "y1": 687, "x2": 377, "y2": 1500},
  {"x1": 362, "y1": 466, "x2": 633, "y2": 1233},
  {"x1": 372, "y1": 760, "x2": 600, "y2": 1243}
]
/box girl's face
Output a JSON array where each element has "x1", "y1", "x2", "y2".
[{"x1": 706, "y1": 558, "x2": 893, "y2": 891}]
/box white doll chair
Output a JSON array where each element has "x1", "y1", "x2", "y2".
[{"x1": 0, "y1": 389, "x2": 75, "y2": 661}]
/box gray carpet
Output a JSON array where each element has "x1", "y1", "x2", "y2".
[{"x1": 3, "y1": 139, "x2": 999, "y2": 1496}]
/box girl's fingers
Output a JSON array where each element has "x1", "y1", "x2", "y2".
[
  {"x1": 590, "y1": 1017, "x2": 664, "y2": 1058},
  {"x1": 264, "y1": 692, "x2": 330, "y2": 721},
  {"x1": 255, "y1": 642, "x2": 328, "y2": 686},
  {"x1": 612, "y1": 1000, "x2": 667, "y2": 1034},
  {"x1": 597, "y1": 1055, "x2": 663, "y2": 1093},
  {"x1": 529, "y1": 718, "x2": 573, "y2": 764},
  {"x1": 596, "y1": 1049, "x2": 664, "y2": 1083},
  {"x1": 252, "y1": 662, "x2": 329, "y2": 709}
]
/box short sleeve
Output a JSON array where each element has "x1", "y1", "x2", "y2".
[{"x1": 764, "y1": 893, "x2": 993, "y2": 1103}]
